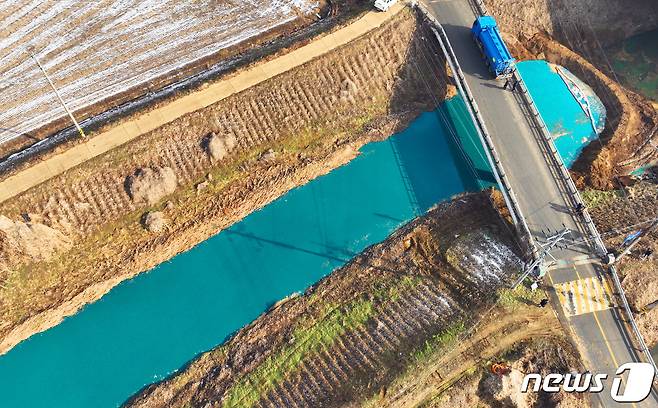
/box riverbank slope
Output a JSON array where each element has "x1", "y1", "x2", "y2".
[
  {"x1": 125, "y1": 192, "x2": 541, "y2": 408},
  {"x1": 0, "y1": 7, "x2": 455, "y2": 355}
]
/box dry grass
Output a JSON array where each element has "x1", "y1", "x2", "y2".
[{"x1": 0, "y1": 8, "x2": 451, "y2": 350}]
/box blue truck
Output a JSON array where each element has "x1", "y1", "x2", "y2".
[{"x1": 471, "y1": 16, "x2": 515, "y2": 79}]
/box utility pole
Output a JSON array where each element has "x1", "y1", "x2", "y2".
[
  {"x1": 613, "y1": 219, "x2": 658, "y2": 264},
  {"x1": 31, "y1": 53, "x2": 86, "y2": 138},
  {"x1": 512, "y1": 228, "x2": 572, "y2": 288}
]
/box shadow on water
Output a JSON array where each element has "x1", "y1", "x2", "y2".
[
  {"x1": 385, "y1": 18, "x2": 494, "y2": 215},
  {"x1": 388, "y1": 98, "x2": 495, "y2": 216},
  {"x1": 0, "y1": 12, "x2": 502, "y2": 408}
]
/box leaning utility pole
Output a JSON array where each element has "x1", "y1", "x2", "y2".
[
  {"x1": 614, "y1": 219, "x2": 658, "y2": 264},
  {"x1": 512, "y1": 228, "x2": 572, "y2": 288},
  {"x1": 31, "y1": 53, "x2": 86, "y2": 138}
]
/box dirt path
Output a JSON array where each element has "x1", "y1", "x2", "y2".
[
  {"x1": 378, "y1": 304, "x2": 562, "y2": 408},
  {"x1": 0, "y1": 3, "x2": 404, "y2": 204}
]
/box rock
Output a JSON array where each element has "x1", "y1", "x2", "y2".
[
  {"x1": 259, "y1": 148, "x2": 277, "y2": 162},
  {"x1": 126, "y1": 166, "x2": 177, "y2": 205},
  {"x1": 73, "y1": 202, "x2": 92, "y2": 212},
  {"x1": 196, "y1": 181, "x2": 209, "y2": 193},
  {"x1": 164, "y1": 200, "x2": 175, "y2": 211},
  {"x1": 206, "y1": 132, "x2": 238, "y2": 162},
  {"x1": 142, "y1": 211, "x2": 167, "y2": 233},
  {"x1": 339, "y1": 78, "x2": 358, "y2": 102}
]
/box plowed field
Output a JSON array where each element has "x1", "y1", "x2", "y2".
[{"x1": 0, "y1": 0, "x2": 321, "y2": 150}]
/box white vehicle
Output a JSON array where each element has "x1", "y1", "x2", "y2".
[{"x1": 374, "y1": 0, "x2": 397, "y2": 12}]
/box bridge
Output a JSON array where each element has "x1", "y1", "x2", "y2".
[{"x1": 416, "y1": 0, "x2": 657, "y2": 405}]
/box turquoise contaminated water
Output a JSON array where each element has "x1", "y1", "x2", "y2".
[
  {"x1": 0, "y1": 97, "x2": 492, "y2": 408},
  {"x1": 517, "y1": 60, "x2": 606, "y2": 168}
]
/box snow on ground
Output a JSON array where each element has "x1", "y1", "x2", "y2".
[
  {"x1": 0, "y1": 0, "x2": 318, "y2": 145},
  {"x1": 447, "y1": 231, "x2": 522, "y2": 284}
]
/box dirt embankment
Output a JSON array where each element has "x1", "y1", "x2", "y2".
[
  {"x1": 0, "y1": 8, "x2": 454, "y2": 355},
  {"x1": 125, "y1": 192, "x2": 524, "y2": 408},
  {"x1": 486, "y1": 0, "x2": 658, "y2": 189},
  {"x1": 417, "y1": 337, "x2": 587, "y2": 408},
  {"x1": 484, "y1": 0, "x2": 658, "y2": 54},
  {"x1": 585, "y1": 181, "x2": 658, "y2": 346}
]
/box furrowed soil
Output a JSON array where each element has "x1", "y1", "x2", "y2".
[
  {"x1": 0, "y1": 0, "x2": 329, "y2": 157},
  {"x1": 0, "y1": 8, "x2": 455, "y2": 355},
  {"x1": 125, "y1": 192, "x2": 527, "y2": 408}
]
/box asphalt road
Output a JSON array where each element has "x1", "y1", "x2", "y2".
[{"x1": 424, "y1": 0, "x2": 658, "y2": 406}]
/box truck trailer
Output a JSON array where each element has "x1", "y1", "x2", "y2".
[{"x1": 471, "y1": 16, "x2": 515, "y2": 79}]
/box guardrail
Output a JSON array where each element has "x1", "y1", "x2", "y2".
[
  {"x1": 419, "y1": 0, "x2": 657, "y2": 380},
  {"x1": 511, "y1": 67, "x2": 658, "y2": 376},
  {"x1": 470, "y1": 0, "x2": 487, "y2": 15},
  {"x1": 415, "y1": 4, "x2": 537, "y2": 259}
]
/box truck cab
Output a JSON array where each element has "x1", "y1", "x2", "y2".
[
  {"x1": 471, "y1": 16, "x2": 515, "y2": 79},
  {"x1": 374, "y1": 0, "x2": 397, "y2": 12}
]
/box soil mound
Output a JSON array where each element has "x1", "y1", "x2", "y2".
[
  {"x1": 0, "y1": 215, "x2": 72, "y2": 266},
  {"x1": 205, "y1": 132, "x2": 238, "y2": 162},
  {"x1": 126, "y1": 167, "x2": 177, "y2": 205},
  {"x1": 622, "y1": 263, "x2": 658, "y2": 311},
  {"x1": 445, "y1": 230, "x2": 521, "y2": 284},
  {"x1": 142, "y1": 212, "x2": 167, "y2": 233}
]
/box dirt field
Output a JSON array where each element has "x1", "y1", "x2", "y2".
[
  {"x1": 125, "y1": 192, "x2": 530, "y2": 408},
  {"x1": 0, "y1": 7, "x2": 454, "y2": 355},
  {"x1": 584, "y1": 179, "x2": 658, "y2": 346},
  {"x1": 409, "y1": 336, "x2": 588, "y2": 408},
  {"x1": 0, "y1": 0, "x2": 329, "y2": 157}
]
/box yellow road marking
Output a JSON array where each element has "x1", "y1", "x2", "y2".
[
  {"x1": 582, "y1": 278, "x2": 592, "y2": 314},
  {"x1": 573, "y1": 280, "x2": 584, "y2": 315},
  {"x1": 571, "y1": 269, "x2": 638, "y2": 408},
  {"x1": 552, "y1": 276, "x2": 615, "y2": 317}
]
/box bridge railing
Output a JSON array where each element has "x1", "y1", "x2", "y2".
[
  {"x1": 414, "y1": 4, "x2": 537, "y2": 261},
  {"x1": 511, "y1": 68, "x2": 658, "y2": 376}
]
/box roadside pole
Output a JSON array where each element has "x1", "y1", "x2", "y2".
[{"x1": 31, "y1": 53, "x2": 86, "y2": 139}]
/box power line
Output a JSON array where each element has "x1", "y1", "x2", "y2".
[{"x1": 403, "y1": 22, "x2": 525, "y2": 258}]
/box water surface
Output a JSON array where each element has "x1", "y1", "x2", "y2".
[
  {"x1": 0, "y1": 97, "x2": 490, "y2": 408},
  {"x1": 607, "y1": 29, "x2": 658, "y2": 102},
  {"x1": 0, "y1": 63, "x2": 604, "y2": 407},
  {"x1": 517, "y1": 60, "x2": 606, "y2": 168}
]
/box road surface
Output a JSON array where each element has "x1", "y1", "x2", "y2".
[{"x1": 424, "y1": 0, "x2": 658, "y2": 405}]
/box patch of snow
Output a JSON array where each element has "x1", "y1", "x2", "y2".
[{"x1": 454, "y1": 232, "x2": 521, "y2": 284}]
